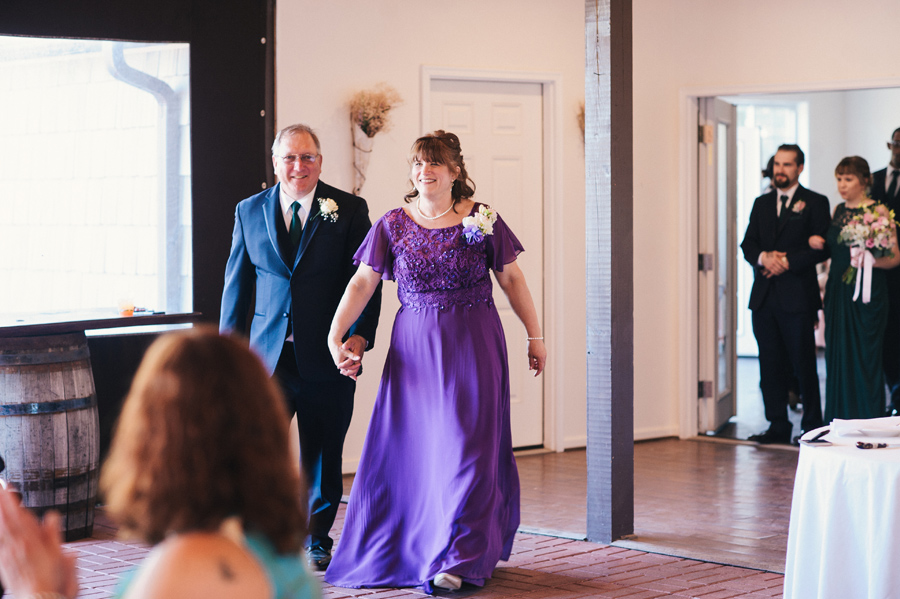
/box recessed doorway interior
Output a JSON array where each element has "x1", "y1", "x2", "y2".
[{"x1": 695, "y1": 85, "x2": 900, "y2": 441}]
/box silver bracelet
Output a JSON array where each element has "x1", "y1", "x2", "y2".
[{"x1": 526, "y1": 336, "x2": 544, "y2": 341}]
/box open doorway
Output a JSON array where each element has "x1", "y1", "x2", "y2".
[{"x1": 696, "y1": 86, "x2": 900, "y2": 441}]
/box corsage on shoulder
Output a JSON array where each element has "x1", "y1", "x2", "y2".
[
  {"x1": 462, "y1": 205, "x2": 497, "y2": 244},
  {"x1": 318, "y1": 198, "x2": 339, "y2": 222}
]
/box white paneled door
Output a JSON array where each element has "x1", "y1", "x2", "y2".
[
  {"x1": 698, "y1": 97, "x2": 738, "y2": 433},
  {"x1": 430, "y1": 78, "x2": 545, "y2": 448}
]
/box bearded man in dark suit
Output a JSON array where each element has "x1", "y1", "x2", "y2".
[
  {"x1": 220, "y1": 124, "x2": 382, "y2": 570},
  {"x1": 870, "y1": 127, "x2": 900, "y2": 416},
  {"x1": 740, "y1": 144, "x2": 831, "y2": 444}
]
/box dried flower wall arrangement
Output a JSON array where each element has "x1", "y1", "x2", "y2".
[{"x1": 349, "y1": 83, "x2": 403, "y2": 195}]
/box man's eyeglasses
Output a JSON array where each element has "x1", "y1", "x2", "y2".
[
  {"x1": 888, "y1": 141, "x2": 900, "y2": 149},
  {"x1": 278, "y1": 154, "x2": 319, "y2": 165}
]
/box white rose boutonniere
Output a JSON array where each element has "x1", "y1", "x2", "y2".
[
  {"x1": 462, "y1": 205, "x2": 498, "y2": 244},
  {"x1": 791, "y1": 199, "x2": 806, "y2": 214},
  {"x1": 318, "y1": 198, "x2": 339, "y2": 222}
]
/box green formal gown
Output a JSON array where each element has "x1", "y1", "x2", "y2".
[{"x1": 824, "y1": 203, "x2": 890, "y2": 421}]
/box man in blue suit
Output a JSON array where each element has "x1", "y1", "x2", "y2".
[
  {"x1": 741, "y1": 144, "x2": 830, "y2": 444},
  {"x1": 220, "y1": 124, "x2": 381, "y2": 570},
  {"x1": 870, "y1": 127, "x2": 900, "y2": 415}
]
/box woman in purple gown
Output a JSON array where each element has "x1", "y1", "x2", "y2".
[{"x1": 325, "y1": 131, "x2": 546, "y2": 593}]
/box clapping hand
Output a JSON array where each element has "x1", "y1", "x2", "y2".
[{"x1": 0, "y1": 485, "x2": 78, "y2": 599}]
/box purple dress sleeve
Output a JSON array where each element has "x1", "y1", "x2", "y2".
[
  {"x1": 487, "y1": 212, "x2": 525, "y2": 271},
  {"x1": 353, "y1": 214, "x2": 395, "y2": 281}
]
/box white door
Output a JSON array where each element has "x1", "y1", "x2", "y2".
[
  {"x1": 430, "y1": 78, "x2": 544, "y2": 448},
  {"x1": 698, "y1": 97, "x2": 738, "y2": 433}
]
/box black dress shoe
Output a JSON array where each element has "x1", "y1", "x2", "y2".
[
  {"x1": 307, "y1": 547, "x2": 332, "y2": 571},
  {"x1": 747, "y1": 430, "x2": 791, "y2": 445}
]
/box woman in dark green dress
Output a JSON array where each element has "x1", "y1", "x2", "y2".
[{"x1": 816, "y1": 156, "x2": 900, "y2": 421}]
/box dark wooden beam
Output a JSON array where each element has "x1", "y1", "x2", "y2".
[{"x1": 585, "y1": 0, "x2": 634, "y2": 543}]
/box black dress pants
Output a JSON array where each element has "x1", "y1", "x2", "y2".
[
  {"x1": 752, "y1": 299, "x2": 824, "y2": 435},
  {"x1": 274, "y1": 341, "x2": 355, "y2": 551}
]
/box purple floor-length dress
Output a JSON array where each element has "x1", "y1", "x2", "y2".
[{"x1": 325, "y1": 203, "x2": 523, "y2": 592}]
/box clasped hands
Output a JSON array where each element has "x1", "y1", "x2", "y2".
[
  {"x1": 759, "y1": 250, "x2": 790, "y2": 278},
  {"x1": 328, "y1": 334, "x2": 367, "y2": 381}
]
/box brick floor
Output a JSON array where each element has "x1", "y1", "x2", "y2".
[
  {"x1": 63, "y1": 507, "x2": 785, "y2": 599},
  {"x1": 60, "y1": 441, "x2": 792, "y2": 598}
]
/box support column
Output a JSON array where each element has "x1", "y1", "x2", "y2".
[{"x1": 585, "y1": 0, "x2": 634, "y2": 544}]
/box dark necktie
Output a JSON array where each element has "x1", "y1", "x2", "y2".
[
  {"x1": 290, "y1": 201, "x2": 303, "y2": 246},
  {"x1": 778, "y1": 194, "x2": 790, "y2": 225},
  {"x1": 888, "y1": 170, "x2": 899, "y2": 201}
]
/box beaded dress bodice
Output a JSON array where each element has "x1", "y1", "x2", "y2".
[{"x1": 384, "y1": 208, "x2": 493, "y2": 312}]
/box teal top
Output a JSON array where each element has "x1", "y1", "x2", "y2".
[{"x1": 114, "y1": 532, "x2": 321, "y2": 599}]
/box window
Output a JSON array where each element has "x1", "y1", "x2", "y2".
[{"x1": 0, "y1": 37, "x2": 191, "y2": 316}]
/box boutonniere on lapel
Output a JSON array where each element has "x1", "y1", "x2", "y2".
[
  {"x1": 317, "y1": 198, "x2": 339, "y2": 222},
  {"x1": 791, "y1": 200, "x2": 806, "y2": 214}
]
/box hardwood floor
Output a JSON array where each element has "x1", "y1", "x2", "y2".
[{"x1": 515, "y1": 439, "x2": 798, "y2": 573}]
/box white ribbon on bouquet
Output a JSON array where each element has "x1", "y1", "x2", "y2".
[{"x1": 851, "y1": 246, "x2": 876, "y2": 304}]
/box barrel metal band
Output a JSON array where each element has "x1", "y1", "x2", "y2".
[
  {"x1": 0, "y1": 346, "x2": 91, "y2": 366},
  {"x1": 0, "y1": 394, "x2": 97, "y2": 415}
]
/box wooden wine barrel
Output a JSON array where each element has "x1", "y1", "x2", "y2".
[{"x1": 0, "y1": 332, "x2": 99, "y2": 541}]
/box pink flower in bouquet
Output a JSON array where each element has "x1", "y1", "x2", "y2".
[{"x1": 864, "y1": 211, "x2": 875, "y2": 224}]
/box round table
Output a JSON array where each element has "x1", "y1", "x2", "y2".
[{"x1": 784, "y1": 424, "x2": 900, "y2": 598}]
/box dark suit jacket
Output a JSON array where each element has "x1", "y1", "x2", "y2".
[
  {"x1": 870, "y1": 167, "x2": 900, "y2": 289},
  {"x1": 219, "y1": 181, "x2": 381, "y2": 381},
  {"x1": 740, "y1": 185, "x2": 831, "y2": 313},
  {"x1": 871, "y1": 167, "x2": 900, "y2": 211}
]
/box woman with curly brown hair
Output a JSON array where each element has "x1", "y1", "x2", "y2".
[{"x1": 0, "y1": 327, "x2": 320, "y2": 599}]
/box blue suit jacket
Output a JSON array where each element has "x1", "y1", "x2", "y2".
[
  {"x1": 740, "y1": 185, "x2": 831, "y2": 314},
  {"x1": 219, "y1": 181, "x2": 381, "y2": 380}
]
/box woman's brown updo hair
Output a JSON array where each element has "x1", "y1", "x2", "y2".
[
  {"x1": 835, "y1": 155, "x2": 873, "y2": 190},
  {"x1": 404, "y1": 130, "x2": 476, "y2": 210}
]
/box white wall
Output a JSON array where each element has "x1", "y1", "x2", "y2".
[
  {"x1": 634, "y1": 0, "x2": 900, "y2": 438},
  {"x1": 844, "y1": 88, "x2": 900, "y2": 174},
  {"x1": 275, "y1": 0, "x2": 587, "y2": 470}
]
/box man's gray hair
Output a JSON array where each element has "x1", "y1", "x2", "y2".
[{"x1": 272, "y1": 124, "x2": 321, "y2": 155}]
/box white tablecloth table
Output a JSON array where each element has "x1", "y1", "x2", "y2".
[{"x1": 784, "y1": 422, "x2": 900, "y2": 598}]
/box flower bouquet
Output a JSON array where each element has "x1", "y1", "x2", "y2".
[
  {"x1": 837, "y1": 204, "x2": 896, "y2": 302},
  {"x1": 837, "y1": 205, "x2": 895, "y2": 283}
]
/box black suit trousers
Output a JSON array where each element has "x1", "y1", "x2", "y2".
[
  {"x1": 275, "y1": 342, "x2": 355, "y2": 551},
  {"x1": 751, "y1": 297, "x2": 824, "y2": 435}
]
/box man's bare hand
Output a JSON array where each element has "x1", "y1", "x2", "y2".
[{"x1": 760, "y1": 251, "x2": 789, "y2": 277}]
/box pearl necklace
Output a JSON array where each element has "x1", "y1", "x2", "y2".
[{"x1": 416, "y1": 198, "x2": 454, "y2": 221}]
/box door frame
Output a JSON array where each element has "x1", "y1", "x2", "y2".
[
  {"x1": 421, "y1": 66, "x2": 565, "y2": 450},
  {"x1": 697, "y1": 98, "x2": 738, "y2": 433},
  {"x1": 678, "y1": 76, "x2": 900, "y2": 438}
]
